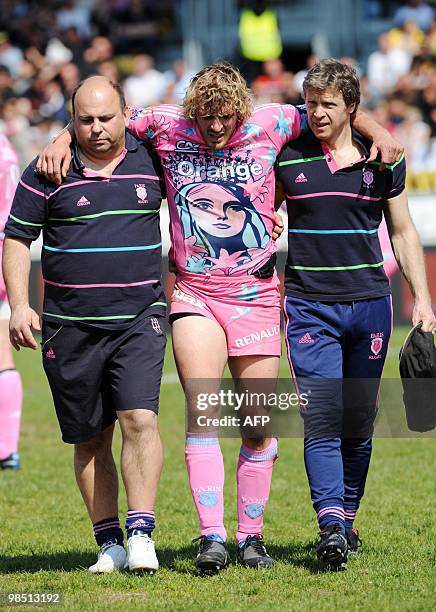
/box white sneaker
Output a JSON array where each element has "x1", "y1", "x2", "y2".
[
  {"x1": 126, "y1": 532, "x2": 159, "y2": 573},
  {"x1": 88, "y1": 541, "x2": 127, "y2": 574}
]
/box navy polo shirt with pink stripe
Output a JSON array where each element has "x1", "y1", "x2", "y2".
[
  {"x1": 276, "y1": 130, "x2": 406, "y2": 301},
  {"x1": 5, "y1": 131, "x2": 166, "y2": 328}
]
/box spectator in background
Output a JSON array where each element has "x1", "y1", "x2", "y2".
[
  {"x1": 0, "y1": 32, "x2": 23, "y2": 78},
  {"x1": 38, "y1": 80, "x2": 69, "y2": 125},
  {"x1": 82, "y1": 36, "x2": 113, "y2": 76},
  {"x1": 237, "y1": 0, "x2": 283, "y2": 82},
  {"x1": 123, "y1": 54, "x2": 166, "y2": 107},
  {"x1": 252, "y1": 58, "x2": 298, "y2": 104},
  {"x1": 59, "y1": 62, "x2": 81, "y2": 100},
  {"x1": 56, "y1": 0, "x2": 92, "y2": 39},
  {"x1": 12, "y1": 59, "x2": 36, "y2": 97},
  {"x1": 367, "y1": 33, "x2": 412, "y2": 99},
  {"x1": 62, "y1": 27, "x2": 87, "y2": 68},
  {"x1": 419, "y1": 68, "x2": 436, "y2": 136},
  {"x1": 163, "y1": 59, "x2": 195, "y2": 105},
  {"x1": 387, "y1": 19, "x2": 426, "y2": 55},
  {"x1": 293, "y1": 54, "x2": 319, "y2": 95},
  {"x1": 44, "y1": 37, "x2": 73, "y2": 68},
  {"x1": 0, "y1": 66, "x2": 14, "y2": 103},
  {"x1": 393, "y1": 0, "x2": 435, "y2": 32},
  {"x1": 98, "y1": 60, "x2": 121, "y2": 84}
]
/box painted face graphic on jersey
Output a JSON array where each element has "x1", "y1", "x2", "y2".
[{"x1": 176, "y1": 181, "x2": 269, "y2": 275}]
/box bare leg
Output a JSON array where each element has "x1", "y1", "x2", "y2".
[
  {"x1": 117, "y1": 409, "x2": 162, "y2": 510},
  {"x1": 172, "y1": 315, "x2": 228, "y2": 415},
  {"x1": 74, "y1": 424, "x2": 118, "y2": 523},
  {"x1": 228, "y1": 354, "x2": 279, "y2": 449}
]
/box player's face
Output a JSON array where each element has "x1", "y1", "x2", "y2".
[
  {"x1": 188, "y1": 184, "x2": 246, "y2": 237},
  {"x1": 305, "y1": 87, "x2": 355, "y2": 143},
  {"x1": 73, "y1": 83, "x2": 129, "y2": 160},
  {"x1": 195, "y1": 105, "x2": 238, "y2": 150}
]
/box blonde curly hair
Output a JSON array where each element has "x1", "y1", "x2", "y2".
[{"x1": 183, "y1": 62, "x2": 253, "y2": 121}]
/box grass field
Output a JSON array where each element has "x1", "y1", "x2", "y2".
[{"x1": 0, "y1": 327, "x2": 435, "y2": 611}]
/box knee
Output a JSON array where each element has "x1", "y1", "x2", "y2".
[{"x1": 119, "y1": 409, "x2": 158, "y2": 439}]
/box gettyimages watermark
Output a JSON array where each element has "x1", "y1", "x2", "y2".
[{"x1": 184, "y1": 378, "x2": 436, "y2": 438}]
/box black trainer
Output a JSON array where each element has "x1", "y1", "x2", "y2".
[
  {"x1": 237, "y1": 535, "x2": 274, "y2": 568},
  {"x1": 346, "y1": 527, "x2": 362, "y2": 555},
  {"x1": 192, "y1": 535, "x2": 230, "y2": 574},
  {"x1": 0, "y1": 452, "x2": 20, "y2": 470},
  {"x1": 316, "y1": 524, "x2": 348, "y2": 570}
]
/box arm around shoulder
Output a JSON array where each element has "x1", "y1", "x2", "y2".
[{"x1": 354, "y1": 109, "x2": 404, "y2": 166}]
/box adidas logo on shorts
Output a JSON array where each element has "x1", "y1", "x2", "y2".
[
  {"x1": 45, "y1": 346, "x2": 56, "y2": 358},
  {"x1": 298, "y1": 332, "x2": 315, "y2": 344}
]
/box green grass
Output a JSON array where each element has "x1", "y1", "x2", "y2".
[{"x1": 0, "y1": 327, "x2": 435, "y2": 611}]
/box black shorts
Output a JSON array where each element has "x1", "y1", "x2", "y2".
[{"x1": 41, "y1": 314, "x2": 166, "y2": 444}]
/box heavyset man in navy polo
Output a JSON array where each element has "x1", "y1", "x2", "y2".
[
  {"x1": 2, "y1": 76, "x2": 167, "y2": 574},
  {"x1": 276, "y1": 59, "x2": 436, "y2": 570}
]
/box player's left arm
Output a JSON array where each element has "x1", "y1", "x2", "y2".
[
  {"x1": 383, "y1": 190, "x2": 436, "y2": 332},
  {"x1": 353, "y1": 109, "x2": 404, "y2": 166}
]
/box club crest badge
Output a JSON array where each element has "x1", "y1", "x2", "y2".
[
  {"x1": 245, "y1": 503, "x2": 264, "y2": 519},
  {"x1": 363, "y1": 168, "x2": 374, "y2": 188},
  {"x1": 371, "y1": 337, "x2": 383, "y2": 356},
  {"x1": 198, "y1": 492, "x2": 218, "y2": 507},
  {"x1": 135, "y1": 184, "x2": 148, "y2": 203}
]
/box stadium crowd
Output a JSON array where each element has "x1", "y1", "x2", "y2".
[{"x1": 0, "y1": 0, "x2": 434, "y2": 189}]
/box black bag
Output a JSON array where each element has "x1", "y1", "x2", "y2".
[{"x1": 399, "y1": 324, "x2": 436, "y2": 432}]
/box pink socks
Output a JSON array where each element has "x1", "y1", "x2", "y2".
[
  {"x1": 185, "y1": 433, "x2": 226, "y2": 541},
  {"x1": 0, "y1": 369, "x2": 23, "y2": 459},
  {"x1": 236, "y1": 438, "x2": 278, "y2": 544},
  {"x1": 185, "y1": 434, "x2": 278, "y2": 543}
]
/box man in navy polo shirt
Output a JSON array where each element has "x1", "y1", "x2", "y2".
[
  {"x1": 2, "y1": 76, "x2": 167, "y2": 574},
  {"x1": 276, "y1": 59, "x2": 436, "y2": 570}
]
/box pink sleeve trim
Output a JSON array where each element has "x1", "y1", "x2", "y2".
[{"x1": 19, "y1": 179, "x2": 48, "y2": 200}]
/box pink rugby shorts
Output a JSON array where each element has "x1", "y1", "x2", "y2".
[{"x1": 170, "y1": 272, "x2": 281, "y2": 356}]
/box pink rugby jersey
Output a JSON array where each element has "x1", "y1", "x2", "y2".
[
  {"x1": 0, "y1": 134, "x2": 19, "y2": 242},
  {"x1": 129, "y1": 104, "x2": 303, "y2": 276}
]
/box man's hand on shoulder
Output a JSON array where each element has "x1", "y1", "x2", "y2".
[
  {"x1": 36, "y1": 128, "x2": 73, "y2": 185},
  {"x1": 9, "y1": 304, "x2": 41, "y2": 351},
  {"x1": 367, "y1": 131, "x2": 404, "y2": 168},
  {"x1": 353, "y1": 109, "x2": 404, "y2": 168}
]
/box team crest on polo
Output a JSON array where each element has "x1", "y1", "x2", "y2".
[
  {"x1": 245, "y1": 503, "x2": 264, "y2": 519},
  {"x1": 363, "y1": 168, "x2": 374, "y2": 188},
  {"x1": 135, "y1": 184, "x2": 148, "y2": 203},
  {"x1": 370, "y1": 337, "x2": 383, "y2": 356}
]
